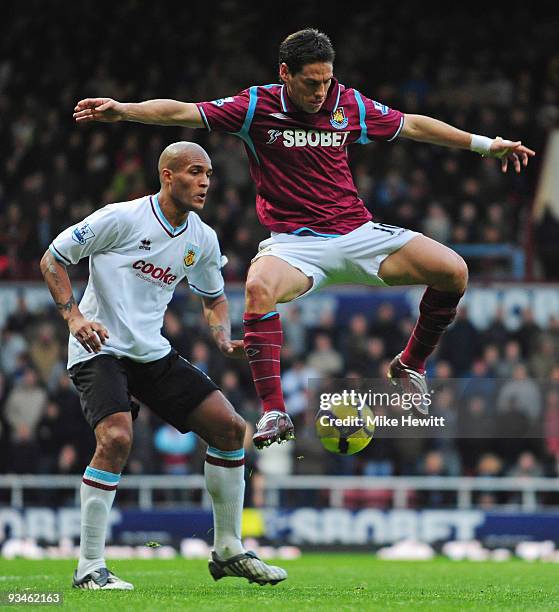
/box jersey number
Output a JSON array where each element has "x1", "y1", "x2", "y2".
[{"x1": 372, "y1": 223, "x2": 402, "y2": 235}]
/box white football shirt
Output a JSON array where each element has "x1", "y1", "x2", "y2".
[{"x1": 50, "y1": 193, "x2": 225, "y2": 368}]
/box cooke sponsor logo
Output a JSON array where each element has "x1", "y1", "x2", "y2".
[
  {"x1": 133, "y1": 260, "x2": 177, "y2": 285},
  {"x1": 282, "y1": 129, "x2": 350, "y2": 148}
]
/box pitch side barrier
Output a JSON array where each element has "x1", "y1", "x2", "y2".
[{"x1": 2, "y1": 475, "x2": 559, "y2": 511}]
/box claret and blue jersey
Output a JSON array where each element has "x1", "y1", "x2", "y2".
[{"x1": 197, "y1": 78, "x2": 404, "y2": 236}]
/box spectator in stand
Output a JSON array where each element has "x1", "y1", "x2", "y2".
[
  {"x1": 494, "y1": 396, "x2": 539, "y2": 467},
  {"x1": 439, "y1": 306, "x2": 479, "y2": 376},
  {"x1": 508, "y1": 451, "x2": 543, "y2": 479},
  {"x1": 421, "y1": 202, "x2": 452, "y2": 244},
  {"x1": 281, "y1": 305, "x2": 307, "y2": 359},
  {"x1": 29, "y1": 322, "x2": 62, "y2": 386},
  {"x1": 0, "y1": 327, "x2": 28, "y2": 378},
  {"x1": 416, "y1": 451, "x2": 455, "y2": 507},
  {"x1": 529, "y1": 336, "x2": 556, "y2": 379},
  {"x1": 496, "y1": 340, "x2": 523, "y2": 378},
  {"x1": 308, "y1": 310, "x2": 338, "y2": 347},
  {"x1": 189, "y1": 340, "x2": 212, "y2": 375},
  {"x1": 58, "y1": 443, "x2": 82, "y2": 475},
  {"x1": 364, "y1": 337, "x2": 386, "y2": 378},
  {"x1": 457, "y1": 202, "x2": 478, "y2": 242},
  {"x1": 507, "y1": 451, "x2": 544, "y2": 505},
  {"x1": 282, "y1": 359, "x2": 319, "y2": 418},
  {"x1": 463, "y1": 359, "x2": 497, "y2": 405},
  {"x1": 219, "y1": 370, "x2": 249, "y2": 417},
  {"x1": 4, "y1": 291, "x2": 36, "y2": 334},
  {"x1": 482, "y1": 307, "x2": 509, "y2": 348},
  {"x1": 515, "y1": 308, "x2": 541, "y2": 358},
  {"x1": 36, "y1": 401, "x2": 68, "y2": 473},
  {"x1": 369, "y1": 302, "x2": 402, "y2": 358},
  {"x1": 340, "y1": 314, "x2": 369, "y2": 372},
  {"x1": 433, "y1": 360, "x2": 454, "y2": 379},
  {"x1": 4, "y1": 367, "x2": 47, "y2": 445},
  {"x1": 428, "y1": 385, "x2": 461, "y2": 471},
  {"x1": 497, "y1": 364, "x2": 541, "y2": 422},
  {"x1": 475, "y1": 453, "x2": 504, "y2": 503},
  {"x1": 457, "y1": 395, "x2": 495, "y2": 473},
  {"x1": 481, "y1": 344, "x2": 500, "y2": 376},
  {"x1": 550, "y1": 365, "x2": 559, "y2": 383},
  {"x1": 306, "y1": 333, "x2": 343, "y2": 377},
  {"x1": 9, "y1": 423, "x2": 40, "y2": 474}
]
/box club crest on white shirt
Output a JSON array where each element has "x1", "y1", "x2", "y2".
[{"x1": 184, "y1": 243, "x2": 201, "y2": 267}]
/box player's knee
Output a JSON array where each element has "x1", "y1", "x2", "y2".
[
  {"x1": 97, "y1": 422, "x2": 133, "y2": 459},
  {"x1": 436, "y1": 252, "x2": 468, "y2": 292},
  {"x1": 215, "y1": 413, "x2": 246, "y2": 449},
  {"x1": 222, "y1": 413, "x2": 246, "y2": 448},
  {"x1": 450, "y1": 255, "x2": 468, "y2": 292},
  {"x1": 232, "y1": 414, "x2": 247, "y2": 447},
  {"x1": 245, "y1": 275, "x2": 276, "y2": 311}
]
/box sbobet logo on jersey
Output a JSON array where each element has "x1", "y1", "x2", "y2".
[
  {"x1": 281, "y1": 129, "x2": 350, "y2": 148},
  {"x1": 133, "y1": 260, "x2": 177, "y2": 285}
]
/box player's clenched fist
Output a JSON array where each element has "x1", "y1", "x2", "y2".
[
  {"x1": 68, "y1": 315, "x2": 109, "y2": 353},
  {"x1": 74, "y1": 98, "x2": 124, "y2": 123},
  {"x1": 218, "y1": 339, "x2": 246, "y2": 359}
]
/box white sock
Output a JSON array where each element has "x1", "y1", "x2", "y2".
[
  {"x1": 205, "y1": 447, "x2": 245, "y2": 558},
  {"x1": 77, "y1": 466, "x2": 120, "y2": 579}
]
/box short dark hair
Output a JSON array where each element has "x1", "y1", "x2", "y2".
[{"x1": 279, "y1": 29, "x2": 335, "y2": 75}]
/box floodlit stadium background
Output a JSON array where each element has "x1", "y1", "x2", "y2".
[{"x1": 1, "y1": 1, "x2": 559, "y2": 559}]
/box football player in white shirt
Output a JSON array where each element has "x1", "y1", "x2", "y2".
[{"x1": 40, "y1": 142, "x2": 287, "y2": 590}]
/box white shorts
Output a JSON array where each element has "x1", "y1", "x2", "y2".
[{"x1": 252, "y1": 221, "x2": 420, "y2": 298}]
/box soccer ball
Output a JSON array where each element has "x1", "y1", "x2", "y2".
[{"x1": 315, "y1": 400, "x2": 375, "y2": 455}]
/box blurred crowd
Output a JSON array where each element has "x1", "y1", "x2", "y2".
[
  {"x1": 1, "y1": 290, "x2": 559, "y2": 510},
  {"x1": 1, "y1": 2, "x2": 557, "y2": 281}
]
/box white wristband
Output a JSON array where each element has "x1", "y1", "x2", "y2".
[{"x1": 470, "y1": 134, "x2": 494, "y2": 156}]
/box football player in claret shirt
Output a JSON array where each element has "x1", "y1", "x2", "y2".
[
  {"x1": 41, "y1": 142, "x2": 287, "y2": 590},
  {"x1": 74, "y1": 29, "x2": 535, "y2": 449}
]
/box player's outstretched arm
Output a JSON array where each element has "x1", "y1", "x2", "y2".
[
  {"x1": 401, "y1": 114, "x2": 535, "y2": 173},
  {"x1": 73, "y1": 97, "x2": 204, "y2": 128},
  {"x1": 201, "y1": 294, "x2": 245, "y2": 358},
  {"x1": 40, "y1": 250, "x2": 109, "y2": 353}
]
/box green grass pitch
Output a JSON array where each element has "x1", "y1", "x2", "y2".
[{"x1": 0, "y1": 555, "x2": 558, "y2": 611}]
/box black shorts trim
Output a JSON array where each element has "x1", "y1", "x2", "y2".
[{"x1": 68, "y1": 350, "x2": 219, "y2": 432}]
